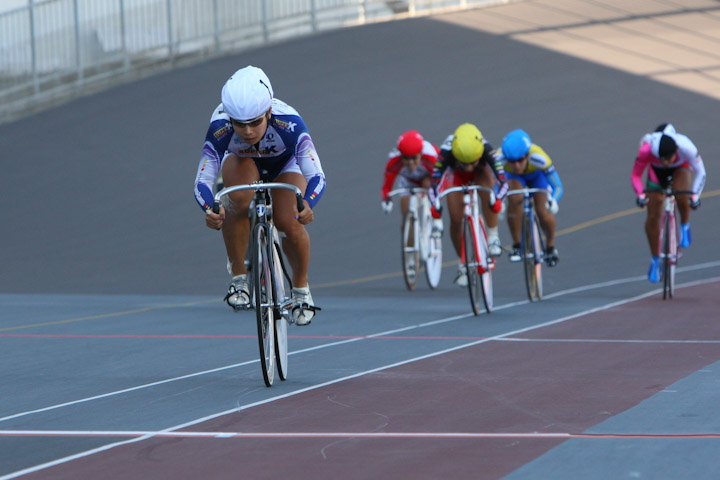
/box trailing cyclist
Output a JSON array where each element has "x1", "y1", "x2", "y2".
[
  {"x1": 495, "y1": 129, "x2": 563, "y2": 267},
  {"x1": 430, "y1": 123, "x2": 507, "y2": 287},
  {"x1": 632, "y1": 123, "x2": 706, "y2": 283},
  {"x1": 381, "y1": 129, "x2": 443, "y2": 232},
  {"x1": 194, "y1": 65, "x2": 326, "y2": 324}
]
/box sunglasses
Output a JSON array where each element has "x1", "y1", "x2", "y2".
[{"x1": 231, "y1": 111, "x2": 268, "y2": 128}]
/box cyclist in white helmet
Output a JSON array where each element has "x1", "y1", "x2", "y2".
[{"x1": 194, "y1": 66, "x2": 326, "y2": 325}]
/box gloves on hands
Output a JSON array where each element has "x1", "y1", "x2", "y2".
[
  {"x1": 690, "y1": 195, "x2": 701, "y2": 210},
  {"x1": 636, "y1": 195, "x2": 649, "y2": 208},
  {"x1": 546, "y1": 197, "x2": 559, "y2": 215},
  {"x1": 381, "y1": 200, "x2": 393, "y2": 214}
]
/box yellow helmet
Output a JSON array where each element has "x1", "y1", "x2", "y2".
[{"x1": 451, "y1": 123, "x2": 484, "y2": 164}]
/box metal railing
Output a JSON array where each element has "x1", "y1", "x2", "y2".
[{"x1": 0, "y1": 0, "x2": 504, "y2": 124}]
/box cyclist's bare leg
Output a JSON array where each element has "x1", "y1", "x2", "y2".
[
  {"x1": 645, "y1": 193, "x2": 664, "y2": 255},
  {"x1": 273, "y1": 172, "x2": 310, "y2": 288},
  {"x1": 474, "y1": 164, "x2": 498, "y2": 229},
  {"x1": 446, "y1": 190, "x2": 466, "y2": 258},
  {"x1": 673, "y1": 168, "x2": 692, "y2": 224},
  {"x1": 506, "y1": 179, "x2": 524, "y2": 244},
  {"x1": 533, "y1": 191, "x2": 556, "y2": 246},
  {"x1": 221, "y1": 154, "x2": 258, "y2": 276}
]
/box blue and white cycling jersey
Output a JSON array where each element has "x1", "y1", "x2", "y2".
[{"x1": 194, "y1": 98, "x2": 326, "y2": 211}]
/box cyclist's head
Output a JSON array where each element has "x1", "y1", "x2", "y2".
[
  {"x1": 654, "y1": 123, "x2": 676, "y2": 136},
  {"x1": 397, "y1": 130, "x2": 424, "y2": 157},
  {"x1": 651, "y1": 133, "x2": 678, "y2": 161},
  {"x1": 221, "y1": 66, "x2": 273, "y2": 122},
  {"x1": 451, "y1": 123, "x2": 484, "y2": 164},
  {"x1": 501, "y1": 129, "x2": 532, "y2": 162}
]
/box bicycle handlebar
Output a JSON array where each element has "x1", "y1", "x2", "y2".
[
  {"x1": 506, "y1": 188, "x2": 549, "y2": 197},
  {"x1": 387, "y1": 187, "x2": 428, "y2": 199},
  {"x1": 643, "y1": 188, "x2": 695, "y2": 196},
  {"x1": 212, "y1": 182, "x2": 305, "y2": 214},
  {"x1": 437, "y1": 185, "x2": 497, "y2": 204}
]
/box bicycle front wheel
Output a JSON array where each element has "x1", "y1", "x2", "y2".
[
  {"x1": 523, "y1": 211, "x2": 544, "y2": 301},
  {"x1": 463, "y1": 216, "x2": 492, "y2": 315},
  {"x1": 402, "y1": 211, "x2": 420, "y2": 290},
  {"x1": 661, "y1": 210, "x2": 677, "y2": 300},
  {"x1": 422, "y1": 205, "x2": 443, "y2": 289},
  {"x1": 271, "y1": 239, "x2": 289, "y2": 381},
  {"x1": 252, "y1": 224, "x2": 275, "y2": 387}
]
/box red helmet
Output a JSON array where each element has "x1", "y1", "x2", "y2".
[{"x1": 397, "y1": 130, "x2": 424, "y2": 157}]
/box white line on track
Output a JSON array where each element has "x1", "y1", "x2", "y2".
[
  {"x1": 1, "y1": 268, "x2": 719, "y2": 479},
  {"x1": 2, "y1": 430, "x2": 720, "y2": 439}
]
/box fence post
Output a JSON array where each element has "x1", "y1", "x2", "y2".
[
  {"x1": 73, "y1": 0, "x2": 83, "y2": 85},
  {"x1": 310, "y1": 0, "x2": 317, "y2": 32},
  {"x1": 167, "y1": 0, "x2": 174, "y2": 62},
  {"x1": 29, "y1": 0, "x2": 39, "y2": 94},
  {"x1": 120, "y1": 0, "x2": 129, "y2": 73},
  {"x1": 262, "y1": 0, "x2": 268, "y2": 42},
  {"x1": 213, "y1": 0, "x2": 220, "y2": 53}
]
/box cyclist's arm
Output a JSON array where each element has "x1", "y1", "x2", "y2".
[
  {"x1": 544, "y1": 166, "x2": 564, "y2": 201},
  {"x1": 381, "y1": 156, "x2": 402, "y2": 201},
  {"x1": 194, "y1": 113, "x2": 233, "y2": 211},
  {"x1": 691, "y1": 153, "x2": 706, "y2": 197},
  {"x1": 296, "y1": 134, "x2": 326, "y2": 209},
  {"x1": 631, "y1": 144, "x2": 652, "y2": 196}
]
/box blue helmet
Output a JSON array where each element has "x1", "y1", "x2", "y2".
[{"x1": 501, "y1": 129, "x2": 532, "y2": 162}]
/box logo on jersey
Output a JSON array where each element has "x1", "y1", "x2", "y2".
[
  {"x1": 274, "y1": 118, "x2": 297, "y2": 132},
  {"x1": 213, "y1": 124, "x2": 230, "y2": 139}
]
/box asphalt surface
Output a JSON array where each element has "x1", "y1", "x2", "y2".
[{"x1": 1, "y1": 1, "x2": 720, "y2": 478}]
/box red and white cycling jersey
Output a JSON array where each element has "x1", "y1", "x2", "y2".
[{"x1": 381, "y1": 140, "x2": 439, "y2": 201}]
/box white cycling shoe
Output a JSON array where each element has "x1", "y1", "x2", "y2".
[
  {"x1": 292, "y1": 287, "x2": 317, "y2": 326},
  {"x1": 488, "y1": 235, "x2": 502, "y2": 257},
  {"x1": 225, "y1": 274, "x2": 250, "y2": 309},
  {"x1": 454, "y1": 264, "x2": 468, "y2": 288}
]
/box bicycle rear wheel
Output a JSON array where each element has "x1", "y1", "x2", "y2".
[
  {"x1": 463, "y1": 216, "x2": 492, "y2": 315},
  {"x1": 402, "y1": 211, "x2": 420, "y2": 290},
  {"x1": 252, "y1": 224, "x2": 275, "y2": 387},
  {"x1": 271, "y1": 238, "x2": 289, "y2": 381}
]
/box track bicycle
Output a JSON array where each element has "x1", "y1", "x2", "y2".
[
  {"x1": 506, "y1": 188, "x2": 548, "y2": 302},
  {"x1": 386, "y1": 187, "x2": 443, "y2": 290},
  {"x1": 213, "y1": 182, "x2": 309, "y2": 387},
  {"x1": 437, "y1": 185, "x2": 497, "y2": 315},
  {"x1": 645, "y1": 183, "x2": 694, "y2": 300}
]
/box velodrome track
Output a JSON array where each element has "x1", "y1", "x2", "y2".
[{"x1": 2, "y1": 0, "x2": 720, "y2": 478}]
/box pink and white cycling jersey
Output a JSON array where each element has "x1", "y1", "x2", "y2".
[{"x1": 631, "y1": 131, "x2": 706, "y2": 197}]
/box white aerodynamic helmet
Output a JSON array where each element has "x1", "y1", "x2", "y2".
[{"x1": 221, "y1": 66, "x2": 274, "y2": 122}]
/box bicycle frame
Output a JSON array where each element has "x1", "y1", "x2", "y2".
[
  {"x1": 213, "y1": 181, "x2": 304, "y2": 386},
  {"x1": 506, "y1": 188, "x2": 547, "y2": 301},
  {"x1": 438, "y1": 185, "x2": 495, "y2": 314},
  {"x1": 645, "y1": 183, "x2": 693, "y2": 300},
  {"x1": 387, "y1": 187, "x2": 442, "y2": 290}
]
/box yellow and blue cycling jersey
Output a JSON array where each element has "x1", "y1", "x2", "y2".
[{"x1": 494, "y1": 144, "x2": 563, "y2": 201}]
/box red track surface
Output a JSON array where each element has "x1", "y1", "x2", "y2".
[{"x1": 22, "y1": 281, "x2": 720, "y2": 479}]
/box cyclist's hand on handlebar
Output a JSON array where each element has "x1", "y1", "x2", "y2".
[
  {"x1": 690, "y1": 195, "x2": 701, "y2": 210},
  {"x1": 297, "y1": 200, "x2": 314, "y2": 225},
  {"x1": 636, "y1": 194, "x2": 649, "y2": 208},
  {"x1": 428, "y1": 184, "x2": 441, "y2": 210},
  {"x1": 381, "y1": 200, "x2": 393, "y2": 214},
  {"x1": 205, "y1": 206, "x2": 225, "y2": 230},
  {"x1": 547, "y1": 197, "x2": 559, "y2": 215}
]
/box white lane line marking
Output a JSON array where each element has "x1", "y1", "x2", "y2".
[{"x1": 2, "y1": 430, "x2": 720, "y2": 439}]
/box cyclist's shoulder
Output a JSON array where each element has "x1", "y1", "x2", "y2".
[
  {"x1": 528, "y1": 144, "x2": 552, "y2": 169},
  {"x1": 269, "y1": 99, "x2": 310, "y2": 138},
  {"x1": 422, "y1": 140, "x2": 440, "y2": 159},
  {"x1": 206, "y1": 103, "x2": 233, "y2": 144}
]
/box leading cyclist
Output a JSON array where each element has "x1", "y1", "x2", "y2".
[
  {"x1": 632, "y1": 123, "x2": 706, "y2": 283},
  {"x1": 194, "y1": 66, "x2": 326, "y2": 324},
  {"x1": 430, "y1": 123, "x2": 507, "y2": 287},
  {"x1": 496, "y1": 129, "x2": 563, "y2": 267}
]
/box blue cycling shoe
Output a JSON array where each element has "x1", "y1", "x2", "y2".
[
  {"x1": 648, "y1": 257, "x2": 661, "y2": 283},
  {"x1": 680, "y1": 223, "x2": 691, "y2": 248}
]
